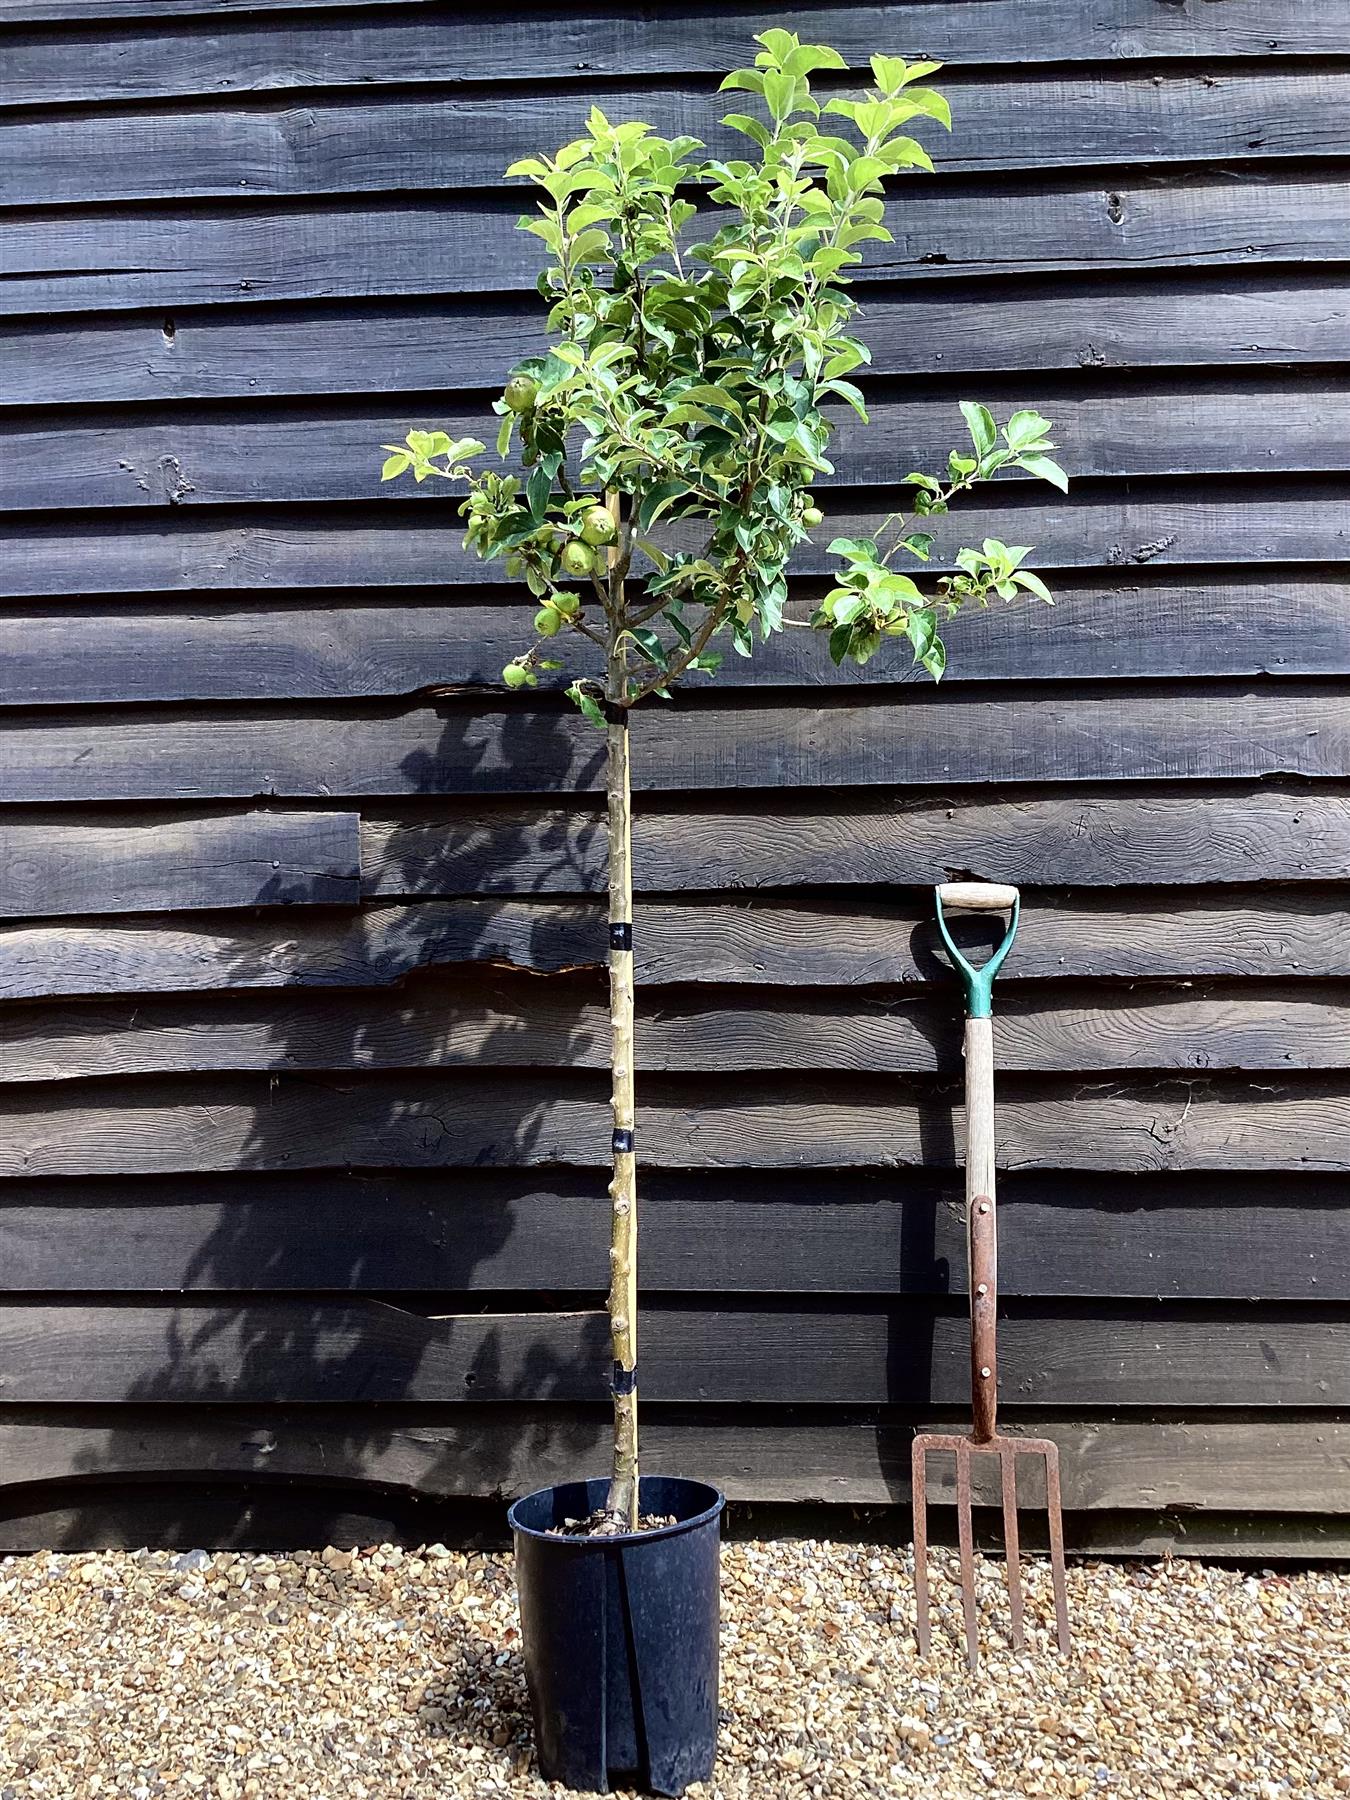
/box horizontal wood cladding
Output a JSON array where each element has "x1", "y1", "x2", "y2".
[
  {"x1": 11, "y1": 382, "x2": 1350, "y2": 515},
  {"x1": 8, "y1": 70, "x2": 1350, "y2": 209},
  {"x1": 3, "y1": 0, "x2": 1349, "y2": 1535},
  {"x1": 0, "y1": 1070, "x2": 1344, "y2": 1177},
  {"x1": 0, "y1": 810, "x2": 359, "y2": 919},
  {"x1": 362, "y1": 788, "x2": 1346, "y2": 893},
  {"x1": 0, "y1": 1297, "x2": 1345, "y2": 1405},
  {"x1": 5, "y1": 175, "x2": 1350, "y2": 316},
  {"x1": 1, "y1": 887, "x2": 1341, "y2": 1000},
  {"x1": 1, "y1": 688, "x2": 1345, "y2": 802},
  {"x1": 4, "y1": 2, "x2": 1341, "y2": 103},
  {"x1": 0, "y1": 577, "x2": 1345, "y2": 707},
  {"x1": 6, "y1": 278, "x2": 1349, "y2": 411},
  {"x1": 6, "y1": 485, "x2": 1346, "y2": 596},
  {"x1": 0, "y1": 1169, "x2": 1343, "y2": 1300},
  {"x1": 7, "y1": 978, "x2": 1348, "y2": 1082},
  {"x1": 0, "y1": 1408, "x2": 1345, "y2": 1516}
]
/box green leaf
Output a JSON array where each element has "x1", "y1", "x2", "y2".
[
  {"x1": 637, "y1": 480, "x2": 689, "y2": 532},
  {"x1": 959, "y1": 401, "x2": 997, "y2": 459},
  {"x1": 380, "y1": 452, "x2": 411, "y2": 482},
  {"x1": 567, "y1": 683, "x2": 608, "y2": 730},
  {"x1": 827, "y1": 536, "x2": 880, "y2": 561},
  {"x1": 720, "y1": 68, "x2": 766, "y2": 96},
  {"x1": 526, "y1": 461, "x2": 551, "y2": 522},
  {"x1": 1011, "y1": 569, "x2": 1056, "y2": 605},
  {"x1": 1003, "y1": 409, "x2": 1056, "y2": 451},
  {"x1": 905, "y1": 608, "x2": 936, "y2": 660},
  {"x1": 1016, "y1": 454, "x2": 1070, "y2": 493},
  {"x1": 722, "y1": 111, "x2": 771, "y2": 148},
  {"x1": 628, "y1": 626, "x2": 668, "y2": 670},
  {"x1": 899, "y1": 532, "x2": 933, "y2": 561},
  {"x1": 921, "y1": 639, "x2": 947, "y2": 681},
  {"x1": 823, "y1": 378, "x2": 869, "y2": 421},
  {"x1": 828, "y1": 623, "x2": 853, "y2": 666}
]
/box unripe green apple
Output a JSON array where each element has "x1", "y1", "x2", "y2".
[
  {"x1": 503, "y1": 374, "x2": 539, "y2": 414},
  {"x1": 560, "y1": 540, "x2": 594, "y2": 578},
  {"x1": 802, "y1": 504, "x2": 824, "y2": 528},
  {"x1": 579, "y1": 504, "x2": 617, "y2": 547},
  {"x1": 534, "y1": 607, "x2": 562, "y2": 637},
  {"x1": 502, "y1": 663, "x2": 529, "y2": 689}
]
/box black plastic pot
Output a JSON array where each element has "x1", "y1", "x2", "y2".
[{"x1": 507, "y1": 1476, "x2": 725, "y2": 1796}]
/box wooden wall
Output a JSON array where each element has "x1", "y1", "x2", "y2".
[{"x1": 1, "y1": 0, "x2": 1348, "y2": 1551}]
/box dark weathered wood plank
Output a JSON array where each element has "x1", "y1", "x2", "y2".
[
  {"x1": 0, "y1": 1071, "x2": 1345, "y2": 1177},
  {"x1": 7, "y1": 279, "x2": 1348, "y2": 411},
  {"x1": 5, "y1": 486, "x2": 1346, "y2": 598},
  {"x1": 2, "y1": 687, "x2": 1345, "y2": 803},
  {"x1": 9, "y1": 980, "x2": 1347, "y2": 1083},
  {"x1": 4, "y1": 175, "x2": 1347, "y2": 316},
  {"x1": 361, "y1": 788, "x2": 1350, "y2": 897},
  {"x1": 11, "y1": 384, "x2": 1350, "y2": 515},
  {"x1": 0, "y1": 1297, "x2": 1344, "y2": 1405},
  {"x1": 0, "y1": 810, "x2": 359, "y2": 921},
  {"x1": 5, "y1": 579, "x2": 1347, "y2": 707},
  {"x1": 5, "y1": 3, "x2": 1342, "y2": 105},
  {"x1": 8, "y1": 71, "x2": 1348, "y2": 210},
  {"x1": 0, "y1": 1169, "x2": 1343, "y2": 1300},
  {"x1": 3, "y1": 887, "x2": 1343, "y2": 1003},
  {"x1": 2, "y1": 1407, "x2": 1348, "y2": 1518}
]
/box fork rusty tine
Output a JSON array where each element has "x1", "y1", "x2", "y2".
[
  {"x1": 911, "y1": 1436, "x2": 932, "y2": 1657},
  {"x1": 954, "y1": 1441, "x2": 979, "y2": 1670},
  {"x1": 1043, "y1": 1442, "x2": 1071, "y2": 1654},
  {"x1": 1000, "y1": 1442, "x2": 1026, "y2": 1651}
]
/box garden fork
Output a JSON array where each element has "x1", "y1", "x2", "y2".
[{"x1": 910, "y1": 881, "x2": 1070, "y2": 1669}]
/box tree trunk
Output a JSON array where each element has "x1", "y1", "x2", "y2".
[{"x1": 604, "y1": 535, "x2": 640, "y2": 1528}]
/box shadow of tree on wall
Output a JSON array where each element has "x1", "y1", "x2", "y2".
[{"x1": 60, "y1": 694, "x2": 617, "y2": 1547}]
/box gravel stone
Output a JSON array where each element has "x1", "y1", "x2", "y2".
[{"x1": 0, "y1": 1541, "x2": 1347, "y2": 1797}]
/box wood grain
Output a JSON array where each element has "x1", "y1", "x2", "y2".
[
  {"x1": 6, "y1": 2, "x2": 1342, "y2": 104},
  {"x1": 2, "y1": 887, "x2": 1342, "y2": 1003},
  {"x1": 0, "y1": 810, "x2": 359, "y2": 921},
  {"x1": 0, "y1": 1296, "x2": 1344, "y2": 1405},
  {"x1": 11, "y1": 383, "x2": 1350, "y2": 516},
  {"x1": 4, "y1": 175, "x2": 1349, "y2": 316},
  {"x1": 0, "y1": 1168, "x2": 1343, "y2": 1300},
  {"x1": 5, "y1": 485, "x2": 1346, "y2": 597},
  {"x1": 6, "y1": 279, "x2": 1347, "y2": 411},
  {"x1": 0, "y1": 1070, "x2": 1345, "y2": 1177},
  {"x1": 8, "y1": 71, "x2": 1349, "y2": 210},
  {"x1": 360, "y1": 788, "x2": 1350, "y2": 896},
  {"x1": 5, "y1": 579, "x2": 1347, "y2": 707},
  {"x1": 0, "y1": 1407, "x2": 1343, "y2": 1514},
  {"x1": 8, "y1": 979, "x2": 1347, "y2": 1082},
  {"x1": 1, "y1": 686, "x2": 1343, "y2": 802}
]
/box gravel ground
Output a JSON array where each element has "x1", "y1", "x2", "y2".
[{"x1": 0, "y1": 1540, "x2": 1347, "y2": 1799}]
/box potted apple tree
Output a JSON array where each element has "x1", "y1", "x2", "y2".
[{"x1": 380, "y1": 31, "x2": 1067, "y2": 1794}]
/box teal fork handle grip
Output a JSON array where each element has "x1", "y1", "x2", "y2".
[{"x1": 934, "y1": 884, "x2": 1020, "y2": 1020}]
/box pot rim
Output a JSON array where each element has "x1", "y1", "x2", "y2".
[{"x1": 507, "y1": 1475, "x2": 726, "y2": 1548}]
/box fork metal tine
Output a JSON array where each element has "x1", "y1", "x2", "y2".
[
  {"x1": 1043, "y1": 1441, "x2": 1071, "y2": 1654},
  {"x1": 1000, "y1": 1443, "x2": 1025, "y2": 1651},
  {"x1": 954, "y1": 1442, "x2": 979, "y2": 1669},
  {"x1": 911, "y1": 1436, "x2": 931, "y2": 1658}
]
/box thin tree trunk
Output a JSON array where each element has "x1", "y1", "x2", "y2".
[{"x1": 604, "y1": 510, "x2": 640, "y2": 1528}]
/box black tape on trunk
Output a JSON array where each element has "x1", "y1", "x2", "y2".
[
  {"x1": 611, "y1": 1364, "x2": 638, "y2": 1396},
  {"x1": 601, "y1": 699, "x2": 629, "y2": 728},
  {"x1": 609, "y1": 922, "x2": 632, "y2": 951},
  {"x1": 612, "y1": 1127, "x2": 634, "y2": 1155}
]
